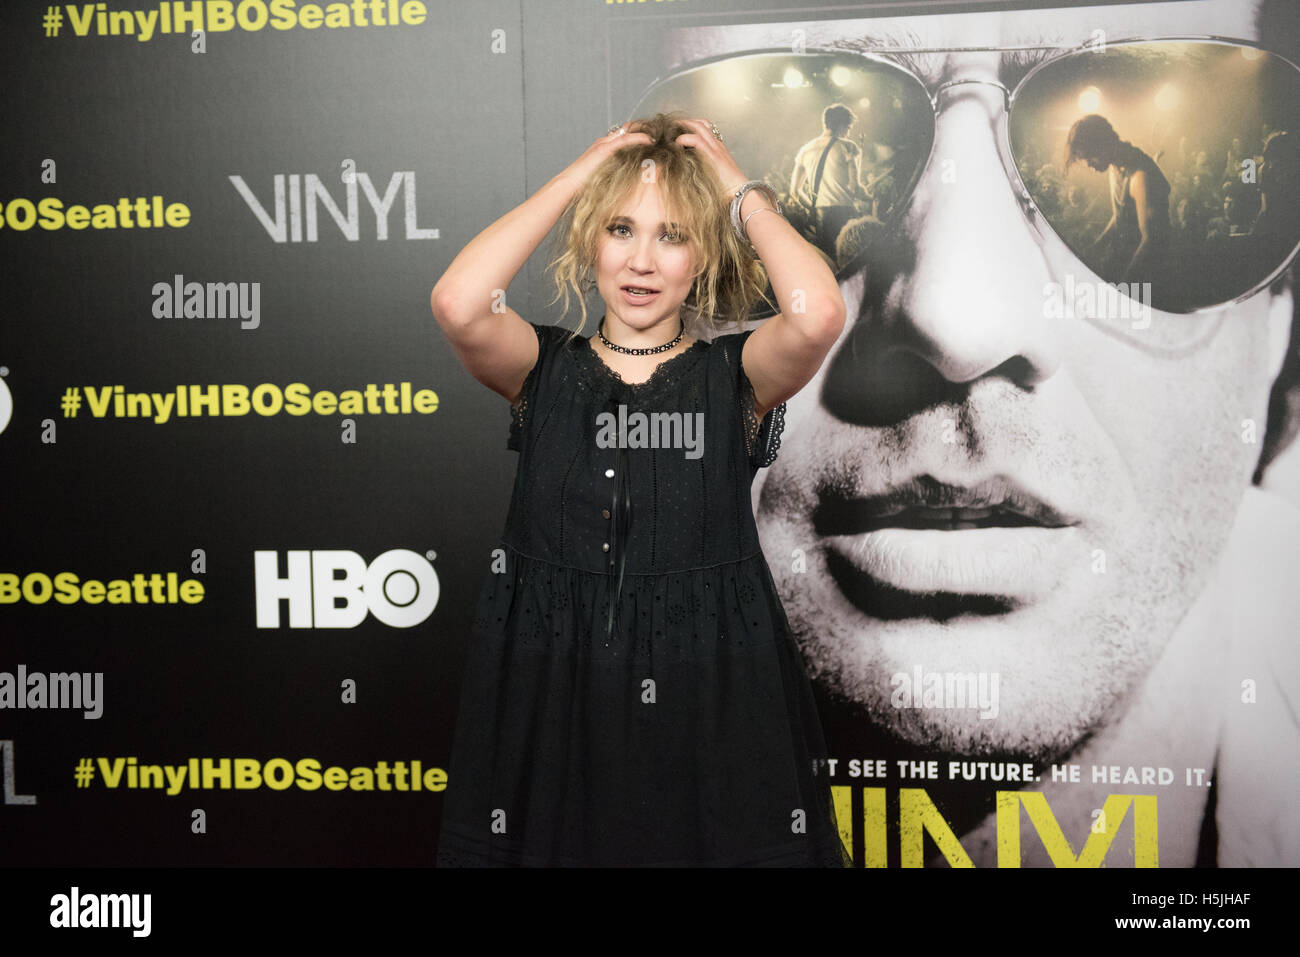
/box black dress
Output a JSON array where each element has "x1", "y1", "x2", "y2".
[{"x1": 436, "y1": 321, "x2": 848, "y2": 866}]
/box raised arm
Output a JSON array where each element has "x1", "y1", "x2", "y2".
[
  {"x1": 676, "y1": 119, "x2": 846, "y2": 419},
  {"x1": 741, "y1": 191, "x2": 847, "y2": 418},
  {"x1": 431, "y1": 126, "x2": 652, "y2": 404}
]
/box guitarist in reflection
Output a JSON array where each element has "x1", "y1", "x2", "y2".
[{"x1": 791, "y1": 104, "x2": 871, "y2": 260}]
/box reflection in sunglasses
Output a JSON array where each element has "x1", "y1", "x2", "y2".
[
  {"x1": 631, "y1": 41, "x2": 1300, "y2": 343},
  {"x1": 1012, "y1": 42, "x2": 1300, "y2": 318},
  {"x1": 634, "y1": 52, "x2": 934, "y2": 275}
]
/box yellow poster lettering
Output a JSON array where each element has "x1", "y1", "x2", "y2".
[
  {"x1": 350, "y1": 767, "x2": 376, "y2": 790},
  {"x1": 859, "y1": 785, "x2": 886, "y2": 868},
  {"x1": 338, "y1": 390, "x2": 365, "y2": 415},
  {"x1": 283, "y1": 382, "x2": 312, "y2": 414},
  {"x1": 53, "y1": 572, "x2": 81, "y2": 603},
  {"x1": 295, "y1": 758, "x2": 323, "y2": 790},
  {"x1": 900, "y1": 787, "x2": 974, "y2": 867},
  {"x1": 38, "y1": 197, "x2": 65, "y2": 229},
  {"x1": 997, "y1": 792, "x2": 1158, "y2": 867}
]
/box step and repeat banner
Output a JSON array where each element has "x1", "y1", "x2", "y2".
[{"x1": 2, "y1": 0, "x2": 1298, "y2": 874}]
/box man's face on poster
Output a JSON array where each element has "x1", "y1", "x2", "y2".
[{"x1": 660, "y1": 0, "x2": 1296, "y2": 761}]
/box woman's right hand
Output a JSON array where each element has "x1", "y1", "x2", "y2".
[{"x1": 557, "y1": 122, "x2": 653, "y2": 195}]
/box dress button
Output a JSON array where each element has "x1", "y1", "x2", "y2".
[
  {"x1": 605, "y1": 468, "x2": 615, "y2": 478},
  {"x1": 602, "y1": 508, "x2": 611, "y2": 519},
  {"x1": 602, "y1": 542, "x2": 610, "y2": 552}
]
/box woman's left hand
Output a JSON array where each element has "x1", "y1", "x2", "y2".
[{"x1": 674, "y1": 118, "x2": 750, "y2": 198}]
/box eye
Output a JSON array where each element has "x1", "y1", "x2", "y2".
[
  {"x1": 606, "y1": 223, "x2": 632, "y2": 238},
  {"x1": 662, "y1": 230, "x2": 686, "y2": 243}
]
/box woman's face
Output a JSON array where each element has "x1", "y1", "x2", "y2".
[{"x1": 595, "y1": 180, "x2": 698, "y2": 336}]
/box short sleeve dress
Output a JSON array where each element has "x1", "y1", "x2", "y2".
[{"x1": 435, "y1": 321, "x2": 849, "y2": 867}]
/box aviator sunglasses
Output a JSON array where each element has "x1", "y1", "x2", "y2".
[{"x1": 628, "y1": 38, "x2": 1300, "y2": 325}]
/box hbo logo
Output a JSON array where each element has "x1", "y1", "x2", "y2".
[{"x1": 254, "y1": 549, "x2": 439, "y2": 629}]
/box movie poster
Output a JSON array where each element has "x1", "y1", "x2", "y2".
[
  {"x1": 614, "y1": 0, "x2": 1300, "y2": 870},
  {"x1": 0, "y1": 0, "x2": 1297, "y2": 917}
]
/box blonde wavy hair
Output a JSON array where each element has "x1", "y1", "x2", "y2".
[{"x1": 547, "y1": 112, "x2": 774, "y2": 339}]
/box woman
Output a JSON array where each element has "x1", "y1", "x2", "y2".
[{"x1": 431, "y1": 113, "x2": 848, "y2": 866}]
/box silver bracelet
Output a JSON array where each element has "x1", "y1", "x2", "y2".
[
  {"x1": 744, "y1": 206, "x2": 781, "y2": 233},
  {"x1": 729, "y1": 181, "x2": 782, "y2": 247}
]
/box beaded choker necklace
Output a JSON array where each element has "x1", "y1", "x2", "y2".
[{"x1": 597, "y1": 318, "x2": 684, "y2": 356}]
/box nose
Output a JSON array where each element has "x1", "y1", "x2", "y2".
[
  {"x1": 626, "y1": 234, "x2": 657, "y2": 274},
  {"x1": 823, "y1": 82, "x2": 1065, "y2": 421}
]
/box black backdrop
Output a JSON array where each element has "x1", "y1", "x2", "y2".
[{"x1": 3, "y1": 0, "x2": 1298, "y2": 872}]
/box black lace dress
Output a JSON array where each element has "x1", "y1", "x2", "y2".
[{"x1": 435, "y1": 321, "x2": 848, "y2": 866}]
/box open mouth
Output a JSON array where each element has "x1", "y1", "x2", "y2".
[{"x1": 621, "y1": 285, "x2": 660, "y2": 302}]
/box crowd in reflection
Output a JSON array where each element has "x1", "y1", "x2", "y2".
[
  {"x1": 750, "y1": 95, "x2": 1296, "y2": 310},
  {"x1": 1024, "y1": 116, "x2": 1296, "y2": 308}
]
